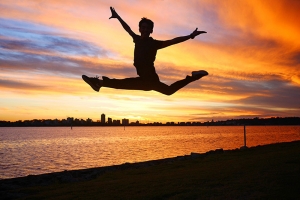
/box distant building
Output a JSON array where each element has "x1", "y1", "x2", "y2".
[
  {"x1": 113, "y1": 120, "x2": 121, "y2": 125},
  {"x1": 122, "y1": 118, "x2": 129, "y2": 125},
  {"x1": 101, "y1": 114, "x2": 105, "y2": 124},
  {"x1": 107, "y1": 117, "x2": 112, "y2": 125}
]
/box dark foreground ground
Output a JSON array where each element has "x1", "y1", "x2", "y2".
[{"x1": 1, "y1": 141, "x2": 300, "y2": 200}]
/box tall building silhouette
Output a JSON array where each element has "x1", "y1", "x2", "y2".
[
  {"x1": 108, "y1": 117, "x2": 112, "y2": 125},
  {"x1": 101, "y1": 113, "x2": 105, "y2": 124}
]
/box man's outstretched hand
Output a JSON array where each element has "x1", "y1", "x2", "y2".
[
  {"x1": 109, "y1": 7, "x2": 119, "y2": 19},
  {"x1": 190, "y1": 28, "x2": 207, "y2": 39}
]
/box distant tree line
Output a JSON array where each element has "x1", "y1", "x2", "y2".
[
  {"x1": 209, "y1": 117, "x2": 300, "y2": 126},
  {"x1": 0, "y1": 117, "x2": 299, "y2": 127}
]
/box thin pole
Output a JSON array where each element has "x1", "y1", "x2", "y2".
[{"x1": 244, "y1": 125, "x2": 246, "y2": 147}]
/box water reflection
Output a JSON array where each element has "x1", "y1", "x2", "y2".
[{"x1": 1, "y1": 126, "x2": 299, "y2": 179}]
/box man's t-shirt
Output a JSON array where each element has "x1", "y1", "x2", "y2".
[{"x1": 133, "y1": 34, "x2": 163, "y2": 79}]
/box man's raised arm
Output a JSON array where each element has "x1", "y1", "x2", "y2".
[
  {"x1": 160, "y1": 28, "x2": 206, "y2": 49},
  {"x1": 109, "y1": 7, "x2": 135, "y2": 37}
]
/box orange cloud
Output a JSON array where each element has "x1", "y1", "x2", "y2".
[{"x1": 0, "y1": 0, "x2": 299, "y2": 122}]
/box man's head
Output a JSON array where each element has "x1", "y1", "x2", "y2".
[{"x1": 139, "y1": 17, "x2": 154, "y2": 38}]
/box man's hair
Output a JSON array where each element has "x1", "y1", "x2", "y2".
[{"x1": 139, "y1": 17, "x2": 154, "y2": 30}]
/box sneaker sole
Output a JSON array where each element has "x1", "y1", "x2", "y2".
[
  {"x1": 82, "y1": 75, "x2": 100, "y2": 92},
  {"x1": 191, "y1": 70, "x2": 209, "y2": 79},
  {"x1": 192, "y1": 70, "x2": 208, "y2": 76}
]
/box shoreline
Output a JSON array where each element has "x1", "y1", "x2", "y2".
[
  {"x1": 1, "y1": 147, "x2": 226, "y2": 184},
  {"x1": 1, "y1": 140, "x2": 300, "y2": 199},
  {"x1": 1, "y1": 141, "x2": 299, "y2": 183}
]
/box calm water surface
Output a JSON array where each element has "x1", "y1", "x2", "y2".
[{"x1": 1, "y1": 126, "x2": 299, "y2": 179}]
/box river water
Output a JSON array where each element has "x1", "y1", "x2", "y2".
[{"x1": 1, "y1": 126, "x2": 299, "y2": 179}]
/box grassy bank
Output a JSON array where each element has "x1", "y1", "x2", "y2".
[{"x1": 1, "y1": 141, "x2": 300, "y2": 199}]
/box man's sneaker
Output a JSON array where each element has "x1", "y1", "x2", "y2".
[
  {"x1": 82, "y1": 75, "x2": 102, "y2": 92},
  {"x1": 191, "y1": 70, "x2": 209, "y2": 79}
]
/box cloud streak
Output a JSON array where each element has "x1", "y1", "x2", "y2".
[{"x1": 0, "y1": 0, "x2": 299, "y2": 122}]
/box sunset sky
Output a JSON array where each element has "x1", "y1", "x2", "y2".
[{"x1": 1, "y1": 0, "x2": 300, "y2": 123}]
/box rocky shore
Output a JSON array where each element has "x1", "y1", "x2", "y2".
[{"x1": 0, "y1": 148, "x2": 224, "y2": 189}]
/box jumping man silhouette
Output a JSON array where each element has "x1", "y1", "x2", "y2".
[{"x1": 82, "y1": 7, "x2": 208, "y2": 96}]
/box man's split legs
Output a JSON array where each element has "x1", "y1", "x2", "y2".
[{"x1": 82, "y1": 70, "x2": 208, "y2": 95}]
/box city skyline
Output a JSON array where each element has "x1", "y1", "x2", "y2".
[
  {"x1": 1, "y1": 115, "x2": 299, "y2": 126},
  {"x1": 1, "y1": 0, "x2": 300, "y2": 122}
]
